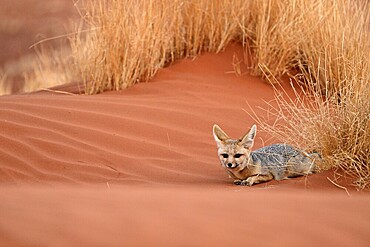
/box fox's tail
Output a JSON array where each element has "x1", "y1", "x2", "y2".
[{"x1": 308, "y1": 151, "x2": 323, "y2": 173}]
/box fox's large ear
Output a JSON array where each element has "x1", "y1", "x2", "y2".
[
  {"x1": 213, "y1": 124, "x2": 229, "y2": 146},
  {"x1": 239, "y1": 125, "x2": 256, "y2": 149}
]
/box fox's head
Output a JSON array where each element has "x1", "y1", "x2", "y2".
[{"x1": 212, "y1": 124, "x2": 256, "y2": 171}]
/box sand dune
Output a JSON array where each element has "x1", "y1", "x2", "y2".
[
  {"x1": 0, "y1": 44, "x2": 369, "y2": 246},
  {"x1": 0, "y1": 44, "x2": 275, "y2": 186}
]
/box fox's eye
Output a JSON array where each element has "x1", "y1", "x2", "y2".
[
  {"x1": 234, "y1": 153, "x2": 243, "y2": 158},
  {"x1": 221, "y1": 153, "x2": 229, "y2": 158}
]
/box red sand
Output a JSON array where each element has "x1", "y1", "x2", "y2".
[{"x1": 0, "y1": 45, "x2": 369, "y2": 246}]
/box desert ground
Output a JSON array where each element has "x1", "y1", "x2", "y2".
[{"x1": 0, "y1": 1, "x2": 369, "y2": 247}]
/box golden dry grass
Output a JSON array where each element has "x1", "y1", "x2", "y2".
[
  {"x1": 22, "y1": 44, "x2": 76, "y2": 93},
  {"x1": 1, "y1": 0, "x2": 369, "y2": 188},
  {"x1": 251, "y1": 77, "x2": 369, "y2": 190},
  {"x1": 247, "y1": 0, "x2": 370, "y2": 189},
  {"x1": 0, "y1": 68, "x2": 11, "y2": 95},
  {"x1": 70, "y1": 0, "x2": 249, "y2": 94}
]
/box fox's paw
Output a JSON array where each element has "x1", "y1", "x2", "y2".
[
  {"x1": 233, "y1": 179, "x2": 243, "y2": 185},
  {"x1": 234, "y1": 179, "x2": 252, "y2": 186},
  {"x1": 245, "y1": 176, "x2": 256, "y2": 186}
]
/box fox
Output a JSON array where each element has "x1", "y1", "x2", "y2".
[{"x1": 212, "y1": 124, "x2": 320, "y2": 186}]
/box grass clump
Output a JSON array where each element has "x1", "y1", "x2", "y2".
[
  {"x1": 23, "y1": 44, "x2": 76, "y2": 93},
  {"x1": 248, "y1": 0, "x2": 370, "y2": 189},
  {"x1": 71, "y1": 0, "x2": 248, "y2": 94},
  {"x1": 0, "y1": 69, "x2": 11, "y2": 95},
  {"x1": 254, "y1": 77, "x2": 369, "y2": 190}
]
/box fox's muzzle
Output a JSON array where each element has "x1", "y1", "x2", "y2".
[{"x1": 227, "y1": 163, "x2": 238, "y2": 168}]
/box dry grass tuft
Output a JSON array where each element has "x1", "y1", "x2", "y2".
[
  {"x1": 0, "y1": 69, "x2": 11, "y2": 95},
  {"x1": 23, "y1": 44, "x2": 76, "y2": 93},
  {"x1": 247, "y1": 0, "x2": 370, "y2": 190},
  {"x1": 71, "y1": 0, "x2": 249, "y2": 94},
  {"x1": 251, "y1": 78, "x2": 369, "y2": 190}
]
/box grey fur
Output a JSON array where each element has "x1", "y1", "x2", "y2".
[{"x1": 251, "y1": 143, "x2": 317, "y2": 180}]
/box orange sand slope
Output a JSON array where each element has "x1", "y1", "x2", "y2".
[
  {"x1": 0, "y1": 44, "x2": 283, "y2": 186},
  {"x1": 0, "y1": 45, "x2": 369, "y2": 246}
]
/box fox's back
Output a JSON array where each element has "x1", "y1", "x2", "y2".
[
  {"x1": 251, "y1": 144, "x2": 300, "y2": 164},
  {"x1": 251, "y1": 143, "x2": 315, "y2": 180}
]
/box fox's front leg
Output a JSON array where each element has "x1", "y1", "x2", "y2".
[
  {"x1": 245, "y1": 174, "x2": 274, "y2": 186},
  {"x1": 232, "y1": 176, "x2": 259, "y2": 186}
]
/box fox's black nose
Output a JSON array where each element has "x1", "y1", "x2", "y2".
[{"x1": 227, "y1": 163, "x2": 233, "y2": 168}]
